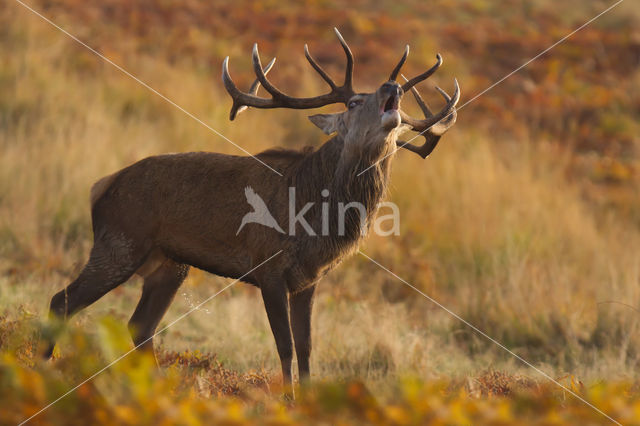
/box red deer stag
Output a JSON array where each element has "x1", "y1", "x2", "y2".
[{"x1": 43, "y1": 29, "x2": 459, "y2": 390}]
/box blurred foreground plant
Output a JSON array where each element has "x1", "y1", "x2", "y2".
[{"x1": 1, "y1": 313, "x2": 639, "y2": 425}]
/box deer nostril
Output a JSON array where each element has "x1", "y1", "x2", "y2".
[{"x1": 382, "y1": 82, "x2": 402, "y2": 95}]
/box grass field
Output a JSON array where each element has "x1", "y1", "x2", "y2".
[{"x1": 1, "y1": 0, "x2": 640, "y2": 424}]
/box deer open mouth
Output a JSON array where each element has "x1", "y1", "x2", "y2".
[
  {"x1": 380, "y1": 94, "x2": 400, "y2": 115},
  {"x1": 380, "y1": 94, "x2": 401, "y2": 130}
]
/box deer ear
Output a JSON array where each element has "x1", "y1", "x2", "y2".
[{"x1": 309, "y1": 113, "x2": 342, "y2": 135}]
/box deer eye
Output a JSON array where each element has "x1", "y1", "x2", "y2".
[{"x1": 348, "y1": 99, "x2": 362, "y2": 109}]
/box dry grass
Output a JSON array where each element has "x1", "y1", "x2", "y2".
[{"x1": 1, "y1": 0, "x2": 640, "y2": 423}]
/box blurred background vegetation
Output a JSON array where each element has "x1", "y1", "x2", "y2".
[{"x1": 1, "y1": 0, "x2": 640, "y2": 423}]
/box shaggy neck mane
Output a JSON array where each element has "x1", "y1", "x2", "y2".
[
  {"x1": 262, "y1": 134, "x2": 396, "y2": 266},
  {"x1": 258, "y1": 132, "x2": 395, "y2": 244},
  {"x1": 257, "y1": 134, "x2": 395, "y2": 278}
]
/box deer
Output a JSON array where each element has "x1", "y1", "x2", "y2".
[{"x1": 42, "y1": 28, "x2": 459, "y2": 392}]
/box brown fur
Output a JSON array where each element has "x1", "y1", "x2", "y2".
[{"x1": 89, "y1": 171, "x2": 120, "y2": 208}]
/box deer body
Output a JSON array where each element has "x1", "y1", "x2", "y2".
[
  {"x1": 44, "y1": 29, "x2": 459, "y2": 391},
  {"x1": 90, "y1": 134, "x2": 394, "y2": 291}
]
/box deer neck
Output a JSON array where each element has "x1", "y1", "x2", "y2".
[
  {"x1": 291, "y1": 134, "x2": 395, "y2": 238},
  {"x1": 334, "y1": 134, "x2": 395, "y2": 205}
]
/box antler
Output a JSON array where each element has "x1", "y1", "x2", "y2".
[
  {"x1": 222, "y1": 28, "x2": 356, "y2": 120},
  {"x1": 232, "y1": 58, "x2": 276, "y2": 118},
  {"x1": 389, "y1": 45, "x2": 409, "y2": 82},
  {"x1": 397, "y1": 80, "x2": 460, "y2": 158},
  {"x1": 401, "y1": 54, "x2": 443, "y2": 92},
  {"x1": 388, "y1": 48, "x2": 458, "y2": 158}
]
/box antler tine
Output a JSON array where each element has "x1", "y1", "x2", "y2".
[
  {"x1": 333, "y1": 28, "x2": 354, "y2": 90},
  {"x1": 389, "y1": 45, "x2": 409, "y2": 82},
  {"x1": 247, "y1": 58, "x2": 276, "y2": 95},
  {"x1": 397, "y1": 79, "x2": 460, "y2": 159},
  {"x1": 223, "y1": 56, "x2": 277, "y2": 120},
  {"x1": 252, "y1": 44, "x2": 289, "y2": 99},
  {"x1": 400, "y1": 79, "x2": 459, "y2": 132},
  {"x1": 435, "y1": 85, "x2": 453, "y2": 102},
  {"x1": 304, "y1": 44, "x2": 338, "y2": 90},
  {"x1": 401, "y1": 54, "x2": 443, "y2": 92},
  {"x1": 408, "y1": 85, "x2": 433, "y2": 117},
  {"x1": 230, "y1": 58, "x2": 276, "y2": 118}
]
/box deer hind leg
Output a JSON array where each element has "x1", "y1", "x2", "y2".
[
  {"x1": 43, "y1": 232, "x2": 147, "y2": 358},
  {"x1": 289, "y1": 285, "x2": 316, "y2": 383},
  {"x1": 128, "y1": 259, "x2": 189, "y2": 360}
]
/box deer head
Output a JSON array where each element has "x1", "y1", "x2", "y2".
[{"x1": 222, "y1": 28, "x2": 460, "y2": 161}]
